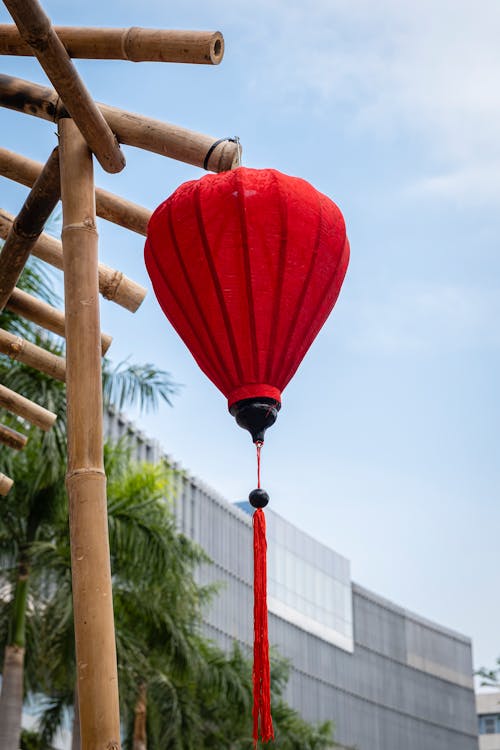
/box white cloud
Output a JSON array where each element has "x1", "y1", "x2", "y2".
[
  {"x1": 348, "y1": 281, "x2": 500, "y2": 353},
  {"x1": 407, "y1": 165, "x2": 500, "y2": 205},
  {"x1": 220, "y1": 0, "x2": 500, "y2": 201}
]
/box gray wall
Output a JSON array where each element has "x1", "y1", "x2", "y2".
[{"x1": 105, "y1": 408, "x2": 479, "y2": 750}]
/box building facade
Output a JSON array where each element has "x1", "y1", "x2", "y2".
[
  {"x1": 104, "y1": 407, "x2": 479, "y2": 750},
  {"x1": 477, "y1": 693, "x2": 500, "y2": 750}
]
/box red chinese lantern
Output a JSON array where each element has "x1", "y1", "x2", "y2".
[{"x1": 145, "y1": 167, "x2": 349, "y2": 745}]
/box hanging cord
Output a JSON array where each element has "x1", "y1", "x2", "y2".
[{"x1": 251, "y1": 441, "x2": 274, "y2": 747}]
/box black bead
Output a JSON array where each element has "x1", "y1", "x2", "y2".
[{"x1": 249, "y1": 488, "x2": 270, "y2": 508}]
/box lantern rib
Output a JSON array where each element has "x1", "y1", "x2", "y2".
[
  {"x1": 278, "y1": 234, "x2": 348, "y2": 389},
  {"x1": 264, "y1": 171, "x2": 288, "y2": 382},
  {"x1": 146, "y1": 235, "x2": 225, "y2": 388},
  {"x1": 165, "y1": 200, "x2": 231, "y2": 392},
  {"x1": 272, "y1": 191, "x2": 324, "y2": 386},
  {"x1": 235, "y1": 170, "x2": 259, "y2": 381},
  {"x1": 283, "y1": 238, "x2": 349, "y2": 388},
  {"x1": 193, "y1": 181, "x2": 244, "y2": 384}
]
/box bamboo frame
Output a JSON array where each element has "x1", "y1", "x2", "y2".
[
  {"x1": 0, "y1": 6, "x2": 238, "y2": 740},
  {"x1": 0, "y1": 75, "x2": 240, "y2": 172},
  {"x1": 0, "y1": 328, "x2": 66, "y2": 381},
  {"x1": 0, "y1": 149, "x2": 151, "y2": 235},
  {"x1": 2, "y1": 1, "x2": 125, "y2": 174},
  {"x1": 0, "y1": 473, "x2": 13, "y2": 495},
  {"x1": 0, "y1": 422, "x2": 27, "y2": 450},
  {"x1": 0, "y1": 384, "x2": 56, "y2": 431},
  {"x1": 59, "y1": 117, "x2": 121, "y2": 750},
  {"x1": 0, "y1": 147, "x2": 60, "y2": 311},
  {"x1": 0, "y1": 26, "x2": 224, "y2": 65},
  {"x1": 0, "y1": 210, "x2": 147, "y2": 311},
  {"x1": 6, "y1": 288, "x2": 113, "y2": 355}
]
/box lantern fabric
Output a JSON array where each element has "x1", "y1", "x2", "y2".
[{"x1": 144, "y1": 167, "x2": 349, "y2": 411}]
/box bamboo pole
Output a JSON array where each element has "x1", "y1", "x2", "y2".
[
  {"x1": 0, "y1": 147, "x2": 60, "y2": 311},
  {"x1": 6, "y1": 288, "x2": 113, "y2": 355},
  {"x1": 2, "y1": 2, "x2": 125, "y2": 174},
  {"x1": 0, "y1": 423, "x2": 27, "y2": 450},
  {"x1": 0, "y1": 473, "x2": 13, "y2": 495},
  {"x1": 0, "y1": 26, "x2": 224, "y2": 65},
  {"x1": 59, "y1": 117, "x2": 121, "y2": 750},
  {"x1": 0, "y1": 384, "x2": 56, "y2": 431},
  {"x1": 0, "y1": 75, "x2": 240, "y2": 172},
  {"x1": 0, "y1": 149, "x2": 151, "y2": 235},
  {"x1": 0, "y1": 328, "x2": 66, "y2": 381},
  {"x1": 0, "y1": 210, "x2": 146, "y2": 311}
]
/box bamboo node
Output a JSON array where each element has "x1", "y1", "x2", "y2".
[
  {"x1": 7, "y1": 335, "x2": 24, "y2": 357},
  {"x1": 66, "y1": 468, "x2": 106, "y2": 481},
  {"x1": 122, "y1": 26, "x2": 136, "y2": 61},
  {"x1": 62, "y1": 221, "x2": 97, "y2": 235},
  {"x1": 12, "y1": 219, "x2": 41, "y2": 240},
  {"x1": 80, "y1": 296, "x2": 96, "y2": 307}
]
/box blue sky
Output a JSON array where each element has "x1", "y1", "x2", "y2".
[{"x1": 1, "y1": 0, "x2": 499, "y2": 680}]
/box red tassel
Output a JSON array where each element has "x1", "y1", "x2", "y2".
[{"x1": 253, "y1": 507, "x2": 274, "y2": 747}]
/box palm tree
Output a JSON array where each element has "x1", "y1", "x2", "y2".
[
  {"x1": 0, "y1": 431, "x2": 67, "y2": 750},
  {"x1": 32, "y1": 444, "x2": 212, "y2": 750},
  {"x1": 0, "y1": 256, "x2": 177, "y2": 750}
]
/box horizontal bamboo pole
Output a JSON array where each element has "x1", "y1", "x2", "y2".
[
  {"x1": 0, "y1": 147, "x2": 60, "y2": 311},
  {"x1": 0, "y1": 148, "x2": 151, "y2": 235},
  {"x1": 0, "y1": 473, "x2": 13, "y2": 495},
  {"x1": 0, "y1": 383, "x2": 56, "y2": 430},
  {"x1": 6, "y1": 288, "x2": 113, "y2": 355},
  {"x1": 0, "y1": 328, "x2": 66, "y2": 381},
  {"x1": 0, "y1": 26, "x2": 224, "y2": 65},
  {"x1": 88, "y1": 187, "x2": 151, "y2": 236},
  {"x1": 0, "y1": 210, "x2": 146, "y2": 312},
  {"x1": 2, "y1": 1, "x2": 125, "y2": 174},
  {"x1": 0, "y1": 75, "x2": 240, "y2": 172},
  {"x1": 0, "y1": 422, "x2": 27, "y2": 450}
]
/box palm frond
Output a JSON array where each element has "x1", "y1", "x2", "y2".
[{"x1": 102, "y1": 358, "x2": 179, "y2": 413}]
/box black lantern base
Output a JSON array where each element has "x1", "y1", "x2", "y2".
[{"x1": 229, "y1": 397, "x2": 281, "y2": 443}]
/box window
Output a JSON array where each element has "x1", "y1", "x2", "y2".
[
  {"x1": 479, "y1": 714, "x2": 500, "y2": 735},
  {"x1": 485, "y1": 716, "x2": 496, "y2": 734}
]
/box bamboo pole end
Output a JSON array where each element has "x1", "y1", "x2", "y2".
[
  {"x1": 0, "y1": 422, "x2": 28, "y2": 450},
  {"x1": 209, "y1": 32, "x2": 224, "y2": 65},
  {"x1": 101, "y1": 333, "x2": 113, "y2": 355},
  {"x1": 0, "y1": 473, "x2": 13, "y2": 495},
  {"x1": 207, "y1": 139, "x2": 241, "y2": 173}
]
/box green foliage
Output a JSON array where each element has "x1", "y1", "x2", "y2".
[
  {"x1": 477, "y1": 658, "x2": 500, "y2": 687},
  {"x1": 0, "y1": 257, "x2": 178, "y2": 426},
  {"x1": 102, "y1": 359, "x2": 179, "y2": 413},
  {"x1": 0, "y1": 257, "x2": 60, "y2": 341},
  {"x1": 20, "y1": 728, "x2": 55, "y2": 750}
]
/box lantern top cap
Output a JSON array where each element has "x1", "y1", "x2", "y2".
[{"x1": 148, "y1": 166, "x2": 345, "y2": 227}]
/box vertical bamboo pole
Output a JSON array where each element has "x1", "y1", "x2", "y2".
[{"x1": 59, "y1": 117, "x2": 121, "y2": 750}]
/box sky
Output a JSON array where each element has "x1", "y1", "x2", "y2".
[{"x1": 1, "y1": 0, "x2": 499, "y2": 683}]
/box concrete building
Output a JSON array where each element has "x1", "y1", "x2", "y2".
[
  {"x1": 477, "y1": 693, "x2": 500, "y2": 750},
  {"x1": 104, "y1": 407, "x2": 479, "y2": 750}
]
